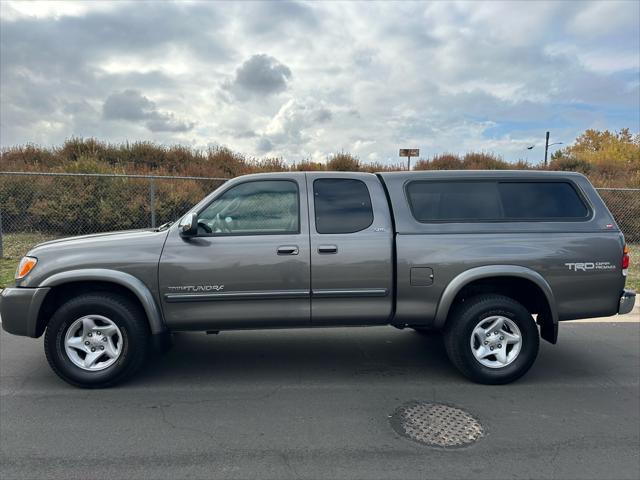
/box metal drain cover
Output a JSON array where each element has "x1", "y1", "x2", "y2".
[{"x1": 390, "y1": 402, "x2": 484, "y2": 448}]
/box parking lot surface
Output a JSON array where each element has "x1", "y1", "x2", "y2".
[{"x1": 1, "y1": 318, "x2": 639, "y2": 479}]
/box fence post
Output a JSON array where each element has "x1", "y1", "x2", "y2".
[
  {"x1": 149, "y1": 179, "x2": 157, "y2": 228},
  {"x1": 0, "y1": 209, "x2": 3, "y2": 258}
]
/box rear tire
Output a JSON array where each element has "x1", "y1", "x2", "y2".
[
  {"x1": 44, "y1": 293, "x2": 149, "y2": 388},
  {"x1": 443, "y1": 294, "x2": 539, "y2": 384}
]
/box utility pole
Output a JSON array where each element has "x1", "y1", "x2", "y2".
[{"x1": 544, "y1": 131, "x2": 550, "y2": 167}]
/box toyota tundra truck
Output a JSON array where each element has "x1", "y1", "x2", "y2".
[{"x1": 1, "y1": 170, "x2": 635, "y2": 387}]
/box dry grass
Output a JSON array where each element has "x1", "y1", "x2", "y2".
[
  {"x1": 626, "y1": 244, "x2": 640, "y2": 292},
  {"x1": 1, "y1": 232, "x2": 58, "y2": 288},
  {"x1": 0, "y1": 259, "x2": 15, "y2": 288}
]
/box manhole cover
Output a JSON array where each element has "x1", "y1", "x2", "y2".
[{"x1": 390, "y1": 402, "x2": 484, "y2": 448}]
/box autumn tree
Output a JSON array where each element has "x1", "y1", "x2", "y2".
[{"x1": 549, "y1": 128, "x2": 640, "y2": 187}]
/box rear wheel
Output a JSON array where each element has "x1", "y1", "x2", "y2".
[
  {"x1": 443, "y1": 294, "x2": 539, "y2": 384},
  {"x1": 44, "y1": 293, "x2": 149, "y2": 388}
]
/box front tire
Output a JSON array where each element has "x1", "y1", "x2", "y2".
[
  {"x1": 443, "y1": 294, "x2": 539, "y2": 384},
  {"x1": 44, "y1": 293, "x2": 149, "y2": 388}
]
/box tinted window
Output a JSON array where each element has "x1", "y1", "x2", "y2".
[
  {"x1": 314, "y1": 179, "x2": 374, "y2": 234},
  {"x1": 498, "y1": 182, "x2": 588, "y2": 219},
  {"x1": 406, "y1": 180, "x2": 590, "y2": 222},
  {"x1": 199, "y1": 180, "x2": 298, "y2": 235},
  {"x1": 406, "y1": 181, "x2": 501, "y2": 221}
]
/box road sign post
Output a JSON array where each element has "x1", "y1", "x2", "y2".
[{"x1": 399, "y1": 148, "x2": 419, "y2": 170}]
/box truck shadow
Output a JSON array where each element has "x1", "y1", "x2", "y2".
[
  {"x1": 130, "y1": 326, "x2": 621, "y2": 387},
  {"x1": 133, "y1": 327, "x2": 455, "y2": 385}
]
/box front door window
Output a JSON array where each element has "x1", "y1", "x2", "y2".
[{"x1": 198, "y1": 180, "x2": 299, "y2": 235}]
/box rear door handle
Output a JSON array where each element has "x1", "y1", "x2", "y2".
[
  {"x1": 277, "y1": 245, "x2": 299, "y2": 255},
  {"x1": 318, "y1": 245, "x2": 338, "y2": 254}
]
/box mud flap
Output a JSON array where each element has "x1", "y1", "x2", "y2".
[{"x1": 538, "y1": 314, "x2": 558, "y2": 344}]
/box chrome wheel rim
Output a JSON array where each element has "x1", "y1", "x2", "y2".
[
  {"x1": 470, "y1": 316, "x2": 522, "y2": 369},
  {"x1": 64, "y1": 315, "x2": 123, "y2": 371}
]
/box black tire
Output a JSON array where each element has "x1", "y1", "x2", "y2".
[
  {"x1": 44, "y1": 293, "x2": 149, "y2": 388},
  {"x1": 443, "y1": 294, "x2": 539, "y2": 385}
]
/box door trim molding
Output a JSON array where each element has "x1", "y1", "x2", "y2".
[
  {"x1": 164, "y1": 288, "x2": 389, "y2": 302},
  {"x1": 311, "y1": 288, "x2": 388, "y2": 298},
  {"x1": 164, "y1": 289, "x2": 310, "y2": 303}
]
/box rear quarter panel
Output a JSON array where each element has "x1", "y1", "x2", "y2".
[
  {"x1": 379, "y1": 171, "x2": 626, "y2": 325},
  {"x1": 395, "y1": 232, "x2": 624, "y2": 325}
]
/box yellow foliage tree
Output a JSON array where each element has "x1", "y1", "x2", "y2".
[{"x1": 549, "y1": 129, "x2": 640, "y2": 187}]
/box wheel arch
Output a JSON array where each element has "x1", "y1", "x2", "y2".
[
  {"x1": 35, "y1": 269, "x2": 165, "y2": 337},
  {"x1": 434, "y1": 265, "x2": 558, "y2": 343}
]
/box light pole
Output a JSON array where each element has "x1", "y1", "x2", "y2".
[
  {"x1": 543, "y1": 131, "x2": 563, "y2": 167},
  {"x1": 528, "y1": 133, "x2": 562, "y2": 167}
]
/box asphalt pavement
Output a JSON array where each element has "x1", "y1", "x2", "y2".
[{"x1": 1, "y1": 316, "x2": 639, "y2": 480}]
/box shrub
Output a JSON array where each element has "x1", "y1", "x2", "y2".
[
  {"x1": 292, "y1": 160, "x2": 325, "y2": 171},
  {"x1": 462, "y1": 152, "x2": 509, "y2": 170},
  {"x1": 414, "y1": 154, "x2": 463, "y2": 170},
  {"x1": 326, "y1": 153, "x2": 360, "y2": 171},
  {"x1": 251, "y1": 157, "x2": 289, "y2": 173},
  {"x1": 548, "y1": 155, "x2": 593, "y2": 174}
]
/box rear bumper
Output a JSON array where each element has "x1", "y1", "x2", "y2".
[
  {"x1": 619, "y1": 289, "x2": 636, "y2": 315},
  {"x1": 0, "y1": 287, "x2": 50, "y2": 337}
]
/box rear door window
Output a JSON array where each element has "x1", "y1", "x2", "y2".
[{"x1": 313, "y1": 179, "x2": 374, "y2": 234}]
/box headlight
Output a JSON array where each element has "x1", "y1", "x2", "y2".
[{"x1": 16, "y1": 256, "x2": 38, "y2": 279}]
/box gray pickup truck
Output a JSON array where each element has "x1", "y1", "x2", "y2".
[{"x1": 1, "y1": 170, "x2": 635, "y2": 387}]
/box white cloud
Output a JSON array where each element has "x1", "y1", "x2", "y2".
[
  {"x1": 257, "y1": 98, "x2": 333, "y2": 154},
  {"x1": 546, "y1": 42, "x2": 640, "y2": 75},
  {"x1": 568, "y1": 0, "x2": 639, "y2": 38},
  {"x1": 0, "y1": 0, "x2": 638, "y2": 164},
  {"x1": 1, "y1": 0, "x2": 120, "y2": 20}
]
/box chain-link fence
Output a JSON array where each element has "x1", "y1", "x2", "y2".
[
  {"x1": 594, "y1": 188, "x2": 640, "y2": 243},
  {"x1": 1, "y1": 172, "x2": 639, "y2": 259},
  {"x1": 0, "y1": 172, "x2": 227, "y2": 259}
]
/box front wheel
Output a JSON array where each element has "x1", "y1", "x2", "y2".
[
  {"x1": 443, "y1": 294, "x2": 539, "y2": 384},
  {"x1": 44, "y1": 293, "x2": 149, "y2": 388}
]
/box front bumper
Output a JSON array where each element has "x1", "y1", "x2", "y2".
[
  {"x1": 0, "y1": 287, "x2": 50, "y2": 337},
  {"x1": 619, "y1": 289, "x2": 636, "y2": 315}
]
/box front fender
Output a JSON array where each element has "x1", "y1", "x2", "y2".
[
  {"x1": 433, "y1": 265, "x2": 558, "y2": 336},
  {"x1": 39, "y1": 269, "x2": 166, "y2": 334}
]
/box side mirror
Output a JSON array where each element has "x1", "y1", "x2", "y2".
[{"x1": 179, "y1": 212, "x2": 198, "y2": 236}]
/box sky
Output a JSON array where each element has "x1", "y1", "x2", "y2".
[{"x1": 1, "y1": 0, "x2": 638, "y2": 165}]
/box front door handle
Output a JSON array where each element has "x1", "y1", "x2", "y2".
[
  {"x1": 277, "y1": 245, "x2": 299, "y2": 255},
  {"x1": 318, "y1": 245, "x2": 338, "y2": 254}
]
